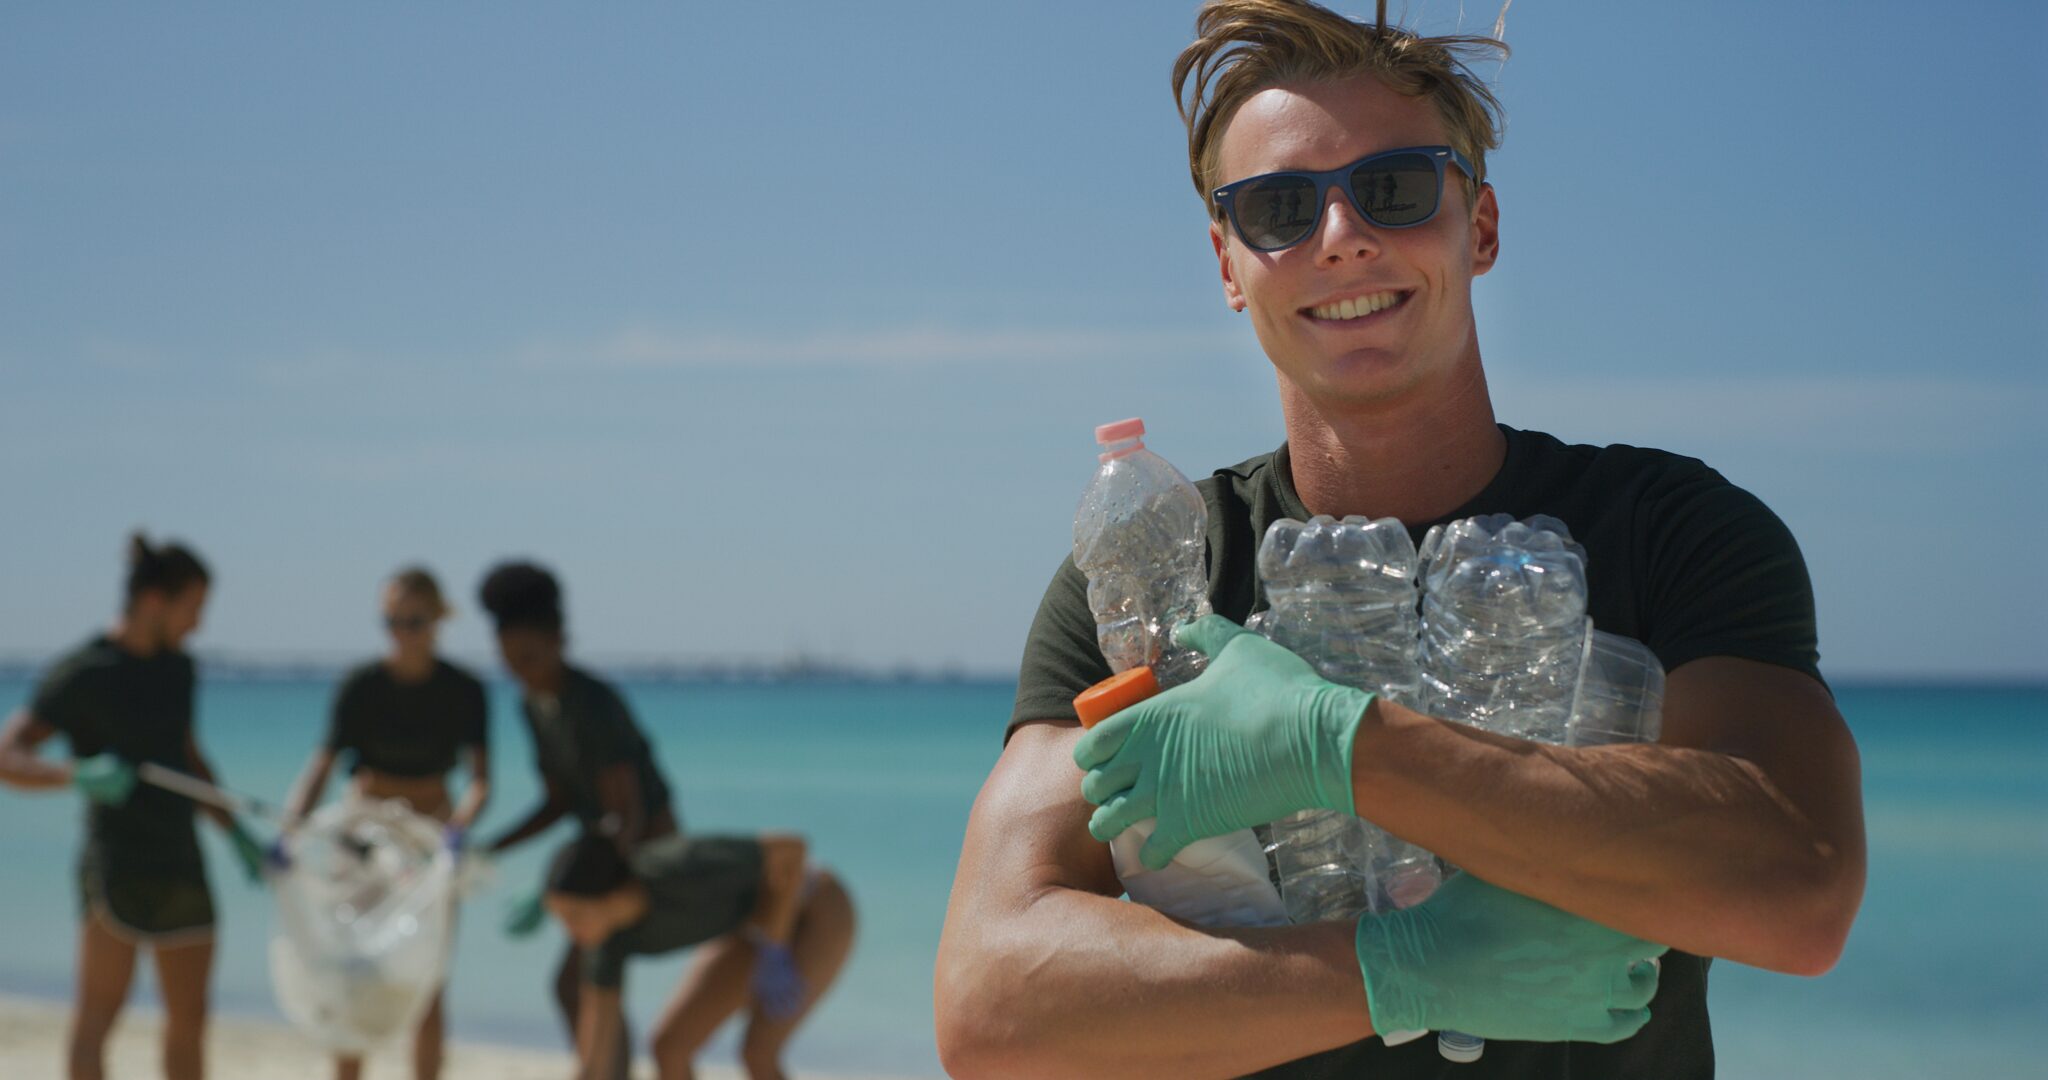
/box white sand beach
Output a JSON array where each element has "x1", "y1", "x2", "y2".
[{"x1": 0, "y1": 994, "x2": 908, "y2": 1079}]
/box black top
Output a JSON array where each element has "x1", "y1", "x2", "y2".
[
  {"x1": 32, "y1": 635, "x2": 205, "y2": 876},
  {"x1": 583, "y1": 834, "x2": 764, "y2": 988},
  {"x1": 523, "y1": 665, "x2": 675, "y2": 833},
  {"x1": 1011, "y1": 426, "x2": 1826, "y2": 1079},
  {"x1": 324, "y1": 659, "x2": 489, "y2": 778}
]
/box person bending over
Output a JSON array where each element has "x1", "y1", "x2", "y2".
[{"x1": 543, "y1": 830, "x2": 855, "y2": 1080}]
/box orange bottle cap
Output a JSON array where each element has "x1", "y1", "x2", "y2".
[{"x1": 1073, "y1": 667, "x2": 1161, "y2": 728}]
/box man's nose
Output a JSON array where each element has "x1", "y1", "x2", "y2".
[{"x1": 1314, "y1": 185, "x2": 1381, "y2": 265}]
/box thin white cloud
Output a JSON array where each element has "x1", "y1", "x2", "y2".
[
  {"x1": 512, "y1": 323, "x2": 1229, "y2": 371},
  {"x1": 1492, "y1": 373, "x2": 2045, "y2": 456}
]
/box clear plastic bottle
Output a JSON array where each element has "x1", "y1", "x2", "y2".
[
  {"x1": 1253, "y1": 516, "x2": 1441, "y2": 924},
  {"x1": 1414, "y1": 514, "x2": 1593, "y2": 1063},
  {"x1": 1567, "y1": 630, "x2": 1666, "y2": 747},
  {"x1": 1071, "y1": 418, "x2": 1286, "y2": 929},
  {"x1": 1417, "y1": 514, "x2": 1591, "y2": 744}
]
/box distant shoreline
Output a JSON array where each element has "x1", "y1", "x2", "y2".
[{"x1": 0, "y1": 656, "x2": 1016, "y2": 687}]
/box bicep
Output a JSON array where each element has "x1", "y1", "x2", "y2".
[
  {"x1": 1661, "y1": 657, "x2": 1864, "y2": 853},
  {"x1": 947, "y1": 720, "x2": 1121, "y2": 923}
]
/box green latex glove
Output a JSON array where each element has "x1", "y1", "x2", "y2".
[
  {"x1": 503, "y1": 885, "x2": 547, "y2": 939},
  {"x1": 1356, "y1": 872, "x2": 1666, "y2": 1043},
  {"x1": 71, "y1": 754, "x2": 136, "y2": 805},
  {"x1": 1073, "y1": 615, "x2": 1370, "y2": 870},
  {"x1": 226, "y1": 820, "x2": 268, "y2": 886}
]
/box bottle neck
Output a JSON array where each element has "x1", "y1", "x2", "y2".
[{"x1": 1097, "y1": 437, "x2": 1143, "y2": 462}]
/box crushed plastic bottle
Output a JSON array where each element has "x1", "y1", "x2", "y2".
[
  {"x1": 1568, "y1": 630, "x2": 1666, "y2": 747},
  {"x1": 1417, "y1": 514, "x2": 1591, "y2": 744},
  {"x1": 1071, "y1": 418, "x2": 1285, "y2": 928},
  {"x1": 1253, "y1": 515, "x2": 1441, "y2": 923},
  {"x1": 270, "y1": 800, "x2": 456, "y2": 1054}
]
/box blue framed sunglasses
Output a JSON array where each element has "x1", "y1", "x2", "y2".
[{"x1": 1212, "y1": 145, "x2": 1477, "y2": 252}]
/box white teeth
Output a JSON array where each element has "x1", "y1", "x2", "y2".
[{"x1": 1312, "y1": 291, "x2": 1401, "y2": 320}]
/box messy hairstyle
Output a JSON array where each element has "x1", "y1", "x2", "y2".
[{"x1": 1174, "y1": 0, "x2": 1509, "y2": 215}]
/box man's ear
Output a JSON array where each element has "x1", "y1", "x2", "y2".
[
  {"x1": 1211, "y1": 220, "x2": 1247, "y2": 311},
  {"x1": 1470, "y1": 182, "x2": 1500, "y2": 277}
]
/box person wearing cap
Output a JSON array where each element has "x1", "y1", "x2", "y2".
[{"x1": 935, "y1": 3, "x2": 1863, "y2": 1078}]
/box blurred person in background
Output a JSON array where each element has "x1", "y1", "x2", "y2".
[
  {"x1": 279, "y1": 565, "x2": 491, "y2": 1080},
  {"x1": 0, "y1": 533, "x2": 267, "y2": 1080},
  {"x1": 541, "y1": 828, "x2": 854, "y2": 1080}
]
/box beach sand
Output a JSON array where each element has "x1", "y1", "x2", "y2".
[{"x1": 0, "y1": 994, "x2": 907, "y2": 1079}]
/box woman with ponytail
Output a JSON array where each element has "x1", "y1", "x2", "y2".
[{"x1": 0, "y1": 532, "x2": 266, "y2": 1080}]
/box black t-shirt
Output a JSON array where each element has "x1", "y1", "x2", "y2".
[
  {"x1": 523, "y1": 665, "x2": 675, "y2": 833},
  {"x1": 32, "y1": 635, "x2": 205, "y2": 876},
  {"x1": 1011, "y1": 426, "x2": 1825, "y2": 1079},
  {"x1": 324, "y1": 659, "x2": 489, "y2": 778},
  {"x1": 583, "y1": 834, "x2": 764, "y2": 988}
]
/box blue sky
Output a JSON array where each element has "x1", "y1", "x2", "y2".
[{"x1": 3, "y1": 1, "x2": 2042, "y2": 679}]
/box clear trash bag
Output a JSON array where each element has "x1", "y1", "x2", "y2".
[{"x1": 269, "y1": 800, "x2": 456, "y2": 1054}]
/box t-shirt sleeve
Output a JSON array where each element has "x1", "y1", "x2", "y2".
[
  {"x1": 1635, "y1": 467, "x2": 1825, "y2": 687},
  {"x1": 1008, "y1": 556, "x2": 1113, "y2": 740},
  {"x1": 582, "y1": 937, "x2": 629, "y2": 989},
  {"x1": 577, "y1": 684, "x2": 646, "y2": 771},
  {"x1": 29, "y1": 657, "x2": 96, "y2": 741},
  {"x1": 324, "y1": 672, "x2": 368, "y2": 752}
]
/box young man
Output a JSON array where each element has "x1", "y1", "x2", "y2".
[
  {"x1": 935, "y1": 3, "x2": 1865, "y2": 1078},
  {"x1": 477, "y1": 560, "x2": 679, "y2": 1080},
  {"x1": 0, "y1": 534, "x2": 266, "y2": 1080}
]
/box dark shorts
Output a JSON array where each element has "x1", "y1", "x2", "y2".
[
  {"x1": 78, "y1": 856, "x2": 215, "y2": 945},
  {"x1": 658, "y1": 835, "x2": 763, "y2": 947}
]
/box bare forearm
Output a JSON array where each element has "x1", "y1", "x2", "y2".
[
  {"x1": 449, "y1": 778, "x2": 489, "y2": 833},
  {"x1": 0, "y1": 712, "x2": 69, "y2": 790},
  {"x1": 282, "y1": 750, "x2": 335, "y2": 825},
  {"x1": 937, "y1": 723, "x2": 1373, "y2": 1080},
  {"x1": 748, "y1": 834, "x2": 807, "y2": 944},
  {"x1": 1351, "y1": 664, "x2": 1863, "y2": 973},
  {"x1": 487, "y1": 798, "x2": 565, "y2": 854},
  {"x1": 940, "y1": 888, "x2": 1369, "y2": 1079}
]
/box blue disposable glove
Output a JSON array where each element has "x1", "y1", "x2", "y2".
[
  {"x1": 264, "y1": 835, "x2": 293, "y2": 873},
  {"x1": 226, "y1": 820, "x2": 269, "y2": 886},
  {"x1": 1356, "y1": 872, "x2": 1666, "y2": 1043},
  {"x1": 1073, "y1": 615, "x2": 1370, "y2": 869},
  {"x1": 503, "y1": 885, "x2": 546, "y2": 939},
  {"x1": 442, "y1": 824, "x2": 467, "y2": 856},
  {"x1": 749, "y1": 936, "x2": 807, "y2": 1020},
  {"x1": 71, "y1": 755, "x2": 136, "y2": 805}
]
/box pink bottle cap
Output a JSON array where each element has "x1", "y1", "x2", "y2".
[{"x1": 1094, "y1": 417, "x2": 1145, "y2": 444}]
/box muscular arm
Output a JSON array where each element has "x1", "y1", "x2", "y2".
[
  {"x1": 449, "y1": 744, "x2": 491, "y2": 834},
  {"x1": 1351, "y1": 657, "x2": 1864, "y2": 975},
  {"x1": 573, "y1": 984, "x2": 627, "y2": 1080},
  {"x1": 0, "y1": 710, "x2": 71, "y2": 790},
  {"x1": 934, "y1": 721, "x2": 1373, "y2": 1080},
  {"x1": 486, "y1": 773, "x2": 569, "y2": 854}
]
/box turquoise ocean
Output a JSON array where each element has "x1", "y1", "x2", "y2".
[{"x1": 0, "y1": 675, "x2": 2041, "y2": 1078}]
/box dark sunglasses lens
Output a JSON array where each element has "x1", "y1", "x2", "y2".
[
  {"x1": 1349, "y1": 153, "x2": 1441, "y2": 226},
  {"x1": 1231, "y1": 174, "x2": 1320, "y2": 249}
]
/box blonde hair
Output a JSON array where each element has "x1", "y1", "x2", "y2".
[
  {"x1": 387, "y1": 565, "x2": 451, "y2": 619},
  {"x1": 1174, "y1": 0, "x2": 1509, "y2": 216}
]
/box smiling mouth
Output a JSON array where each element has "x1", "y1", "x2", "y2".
[{"x1": 1303, "y1": 290, "x2": 1409, "y2": 322}]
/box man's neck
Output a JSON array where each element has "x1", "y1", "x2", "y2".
[{"x1": 1279, "y1": 356, "x2": 1505, "y2": 524}]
